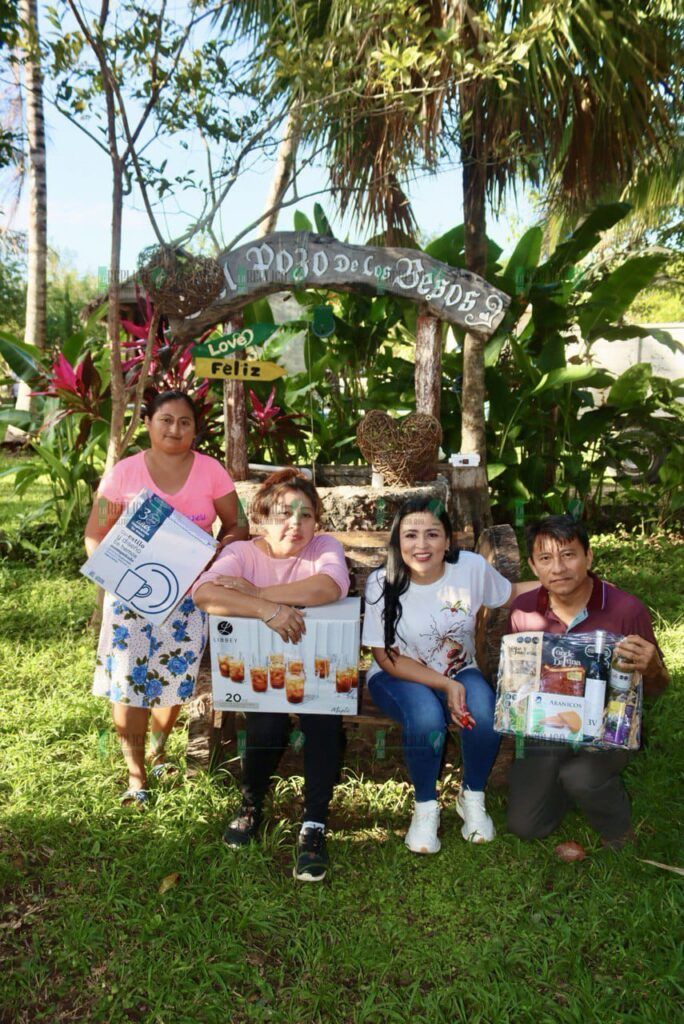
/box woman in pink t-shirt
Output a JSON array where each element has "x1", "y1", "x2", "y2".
[
  {"x1": 193, "y1": 468, "x2": 350, "y2": 883},
  {"x1": 84, "y1": 390, "x2": 248, "y2": 806}
]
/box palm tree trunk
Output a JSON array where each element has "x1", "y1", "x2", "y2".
[
  {"x1": 258, "y1": 109, "x2": 299, "y2": 236},
  {"x1": 220, "y1": 110, "x2": 302, "y2": 480},
  {"x1": 103, "y1": 161, "x2": 125, "y2": 474},
  {"x1": 458, "y1": 64, "x2": 493, "y2": 534},
  {"x1": 14, "y1": 0, "x2": 46, "y2": 418},
  {"x1": 461, "y1": 150, "x2": 488, "y2": 461},
  {"x1": 458, "y1": 0, "x2": 488, "y2": 462}
]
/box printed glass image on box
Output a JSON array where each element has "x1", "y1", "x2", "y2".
[
  {"x1": 493, "y1": 630, "x2": 642, "y2": 750},
  {"x1": 210, "y1": 598, "x2": 361, "y2": 715},
  {"x1": 81, "y1": 489, "x2": 218, "y2": 625}
]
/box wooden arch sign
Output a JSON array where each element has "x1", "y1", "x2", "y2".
[{"x1": 169, "y1": 232, "x2": 510, "y2": 340}]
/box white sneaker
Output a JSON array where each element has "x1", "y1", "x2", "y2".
[
  {"x1": 405, "y1": 800, "x2": 441, "y2": 854},
  {"x1": 455, "y1": 789, "x2": 495, "y2": 843}
]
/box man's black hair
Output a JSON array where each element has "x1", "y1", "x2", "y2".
[{"x1": 526, "y1": 515, "x2": 590, "y2": 558}]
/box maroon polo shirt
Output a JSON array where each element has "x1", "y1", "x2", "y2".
[{"x1": 508, "y1": 572, "x2": 664, "y2": 696}]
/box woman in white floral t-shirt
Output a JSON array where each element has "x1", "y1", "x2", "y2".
[{"x1": 363, "y1": 497, "x2": 534, "y2": 853}]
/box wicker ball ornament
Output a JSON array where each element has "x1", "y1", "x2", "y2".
[
  {"x1": 137, "y1": 246, "x2": 224, "y2": 318},
  {"x1": 357, "y1": 410, "x2": 442, "y2": 486}
]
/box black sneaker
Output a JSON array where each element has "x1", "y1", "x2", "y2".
[
  {"x1": 294, "y1": 826, "x2": 328, "y2": 882},
  {"x1": 223, "y1": 805, "x2": 261, "y2": 848}
]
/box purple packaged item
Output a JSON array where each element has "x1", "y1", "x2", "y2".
[{"x1": 601, "y1": 698, "x2": 635, "y2": 746}]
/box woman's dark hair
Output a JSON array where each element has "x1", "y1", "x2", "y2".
[
  {"x1": 251, "y1": 468, "x2": 322, "y2": 524},
  {"x1": 378, "y1": 496, "x2": 458, "y2": 658},
  {"x1": 144, "y1": 389, "x2": 198, "y2": 430}
]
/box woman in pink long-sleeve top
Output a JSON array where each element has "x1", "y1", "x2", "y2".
[{"x1": 193, "y1": 468, "x2": 350, "y2": 883}]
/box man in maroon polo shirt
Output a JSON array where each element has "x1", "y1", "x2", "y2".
[{"x1": 506, "y1": 515, "x2": 669, "y2": 849}]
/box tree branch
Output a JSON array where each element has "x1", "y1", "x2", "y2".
[
  {"x1": 66, "y1": 0, "x2": 119, "y2": 162},
  {"x1": 223, "y1": 183, "x2": 351, "y2": 252},
  {"x1": 50, "y1": 97, "x2": 110, "y2": 155},
  {"x1": 167, "y1": 107, "x2": 289, "y2": 248},
  {"x1": 121, "y1": 1, "x2": 219, "y2": 163}
]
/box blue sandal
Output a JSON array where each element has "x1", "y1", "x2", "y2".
[
  {"x1": 149, "y1": 763, "x2": 179, "y2": 782},
  {"x1": 120, "y1": 788, "x2": 150, "y2": 807}
]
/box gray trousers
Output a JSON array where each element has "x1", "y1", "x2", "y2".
[{"x1": 507, "y1": 744, "x2": 633, "y2": 841}]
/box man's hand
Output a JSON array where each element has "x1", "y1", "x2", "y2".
[{"x1": 615, "y1": 635, "x2": 661, "y2": 676}]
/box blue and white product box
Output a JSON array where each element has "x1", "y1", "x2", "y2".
[
  {"x1": 210, "y1": 597, "x2": 361, "y2": 716},
  {"x1": 80, "y1": 488, "x2": 218, "y2": 625}
]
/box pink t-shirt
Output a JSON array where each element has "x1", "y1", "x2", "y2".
[
  {"x1": 192, "y1": 535, "x2": 350, "y2": 597},
  {"x1": 98, "y1": 451, "x2": 235, "y2": 533}
]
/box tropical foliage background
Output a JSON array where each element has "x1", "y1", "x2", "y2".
[{"x1": 0, "y1": 0, "x2": 683, "y2": 555}]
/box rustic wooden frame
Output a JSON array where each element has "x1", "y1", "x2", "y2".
[{"x1": 169, "y1": 232, "x2": 510, "y2": 341}]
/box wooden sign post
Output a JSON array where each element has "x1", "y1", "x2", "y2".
[{"x1": 221, "y1": 314, "x2": 248, "y2": 481}]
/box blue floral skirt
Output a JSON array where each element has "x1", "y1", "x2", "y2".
[{"x1": 92, "y1": 594, "x2": 208, "y2": 708}]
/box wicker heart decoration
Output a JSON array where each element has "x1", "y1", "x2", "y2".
[
  {"x1": 138, "y1": 245, "x2": 225, "y2": 318},
  {"x1": 356, "y1": 410, "x2": 442, "y2": 486}
]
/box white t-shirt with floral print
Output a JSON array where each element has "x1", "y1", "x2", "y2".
[{"x1": 362, "y1": 553, "x2": 512, "y2": 681}]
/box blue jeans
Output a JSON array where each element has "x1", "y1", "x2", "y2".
[{"x1": 367, "y1": 667, "x2": 501, "y2": 801}]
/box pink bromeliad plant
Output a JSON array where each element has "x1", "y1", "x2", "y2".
[
  {"x1": 19, "y1": 351, "x2": 113, "y2": 532},
  {"x1": 248, "y1": 386, "x2": 306, "y2": 464},
  {"x1": 121, "y1": 289, "x2": 215, "y2": 433},
  {"x1": 34, "y1": 350, "x2": 111, "y2": 447},
  {"x1": 34, "y1": 288, "x2": 216, "y2": 449},
  {"x1": 14, "y1": 291, "x2": 223, "y2": 534}
]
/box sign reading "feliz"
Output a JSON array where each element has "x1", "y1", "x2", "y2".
[{"x1": 193, "y1": 357, "x2": 286, "y2": 381}]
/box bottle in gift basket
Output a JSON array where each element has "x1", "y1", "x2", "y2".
[
  {"x1": 583, "y1": 631, "x2": 608, "y2": 740},
  {"x1": 609, "y1": 648, "x2": 633, "y2": 693}
]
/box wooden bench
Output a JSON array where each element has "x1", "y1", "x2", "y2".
[{"x1": 185, "y1": 524, "x2": 520, "y2": 784}]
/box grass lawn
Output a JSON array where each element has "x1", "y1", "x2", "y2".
[{"x1": 1, "y1": 454, "x2": 683, "y2": 1024}]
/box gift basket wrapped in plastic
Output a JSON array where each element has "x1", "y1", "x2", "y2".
[{"x1": 493, "y1": 630, "x2": 642, "y2": 750}]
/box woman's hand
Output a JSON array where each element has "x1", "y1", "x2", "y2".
[
  {"x1": 84, "y1": 496, "x2": 124, "y2": 557},
  {"x1": 213, "y1": 491, "x2": 249, "y2": 545},
  {"x1": 445, "y1": 678, "x2": 467, "y2": 723},
  {"x1": 214, "y1": 575, "x2": 260, "y2": 597},
  {"x1": 263, "y1": 603, "x2": 306, "y2": 643}
]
